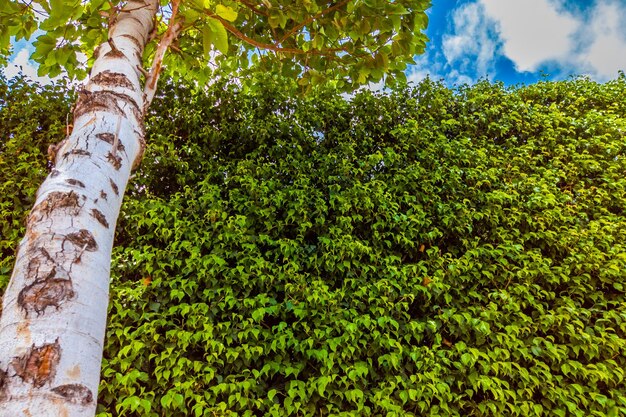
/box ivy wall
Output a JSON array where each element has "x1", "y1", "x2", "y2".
[{"x1": 1, "y1": 73, "x2": 625, "y2": 416}]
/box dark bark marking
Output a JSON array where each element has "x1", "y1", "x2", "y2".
[
  {"x1": 64, "y1": 149, "x2": 92, "y2": 159},
  {"x1": 95, "y1": 132, "x2": 125, "y2": 152},
  {"x1": 51, "y1": 384, "x2": 94, "y2": 406},
  {"x1": 0, "y1": 368, "x2": 8, "y2": 402},
  {"x1": 127, "y1": 15, "x2": 144, "y2": 28},
  {"x1": 75, "y1": 90, "x2": 108, "y2": 117},
  {"x1": 18, "y1": 277, "x2": 75, "y2": 317},
  {"x1": 26, "y1": 247, "x2": 56, "y2": 282},
  {"x1": 100, "y1": 190, "x2": 108, "y2": 200},
  {"x1": 50, "y1": 169, "x2": 60, "y2": 178},
  {"x1": 37, "y1": 191, "x2": 79, "y2": 213},
  {"x1": 91, "y1": 70, "x2": 134, "y2": 90},
  {"x1": 109, "y1": 178, "x2": 119, "y2": 195},
  {"x1": 104, "y1": 48, "x2": 126, "y2": 59},
  {"x1": 47, "y1": 138, "x2": 68, "y2": 167},
  {"x1": 11, "y1": 340, "x2": 61, "y2": 388},
  {"x1": 93, "y1": 44, "x2": 102, "y2": 60},
  {"x1": 90, "y1": 208, "x2": 109, "y2": 229},
  {"x1": 29, "y1": 191, "x2": 81, "y2": 224},
  {"x1": 65, "y1": 179, "x2": 85, "y2": 188},
  {"x1": 106, "y1": 152, "x2": 123, "y2": 170},
  {"x1": 121, "y1": 34, "x2": 142, "y2": 50},
  {"x1": 74, "y1": 90, "x2": 142, "y2": 125},
  {"x1": 65, "y1": 229, "x2": 98, "y2": 252},
  {"x1": 132, "y1": 128, "x2": 146, "y2": 170}
]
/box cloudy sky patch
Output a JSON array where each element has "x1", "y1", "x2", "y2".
[
  {"x1": 410, "y1": 0, "x2": 625, "y2": 86},
  {"x1": 481, "y1": 0, "x2": 579, "y2": 73},
  {"x1": 578, "y1": 1, "x2": 626, "y2": 79},
  {"x1": 442, "y1": 2, "x2": 498, "y2": 79}
]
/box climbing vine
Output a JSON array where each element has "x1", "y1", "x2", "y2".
[{"x1": 1, "y1": 73, "x2": 625, "y2": 416}]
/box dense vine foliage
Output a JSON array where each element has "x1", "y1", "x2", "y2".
[
  {"x1": 1, "y1": 74, "x2": 625, "y2": 416},
  {"x1": 0, "y1": 75, "x2": 71, "y2": 289}
]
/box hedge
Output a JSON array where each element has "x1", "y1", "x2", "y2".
[{"x1": 1, "y1": 73, "x2": 625, "y2": 416}]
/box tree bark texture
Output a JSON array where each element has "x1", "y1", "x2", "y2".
[{"x1": 0, "y1": 1, "x2": 157, "y2": 415}]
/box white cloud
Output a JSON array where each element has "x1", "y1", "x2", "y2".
[
  {"x1": 3, "y1": 48, "x2": 55, "y2": 84},
  {"x1": 442, "y1": 2, "x2": 498, "y2": 80},
  {"x1": 436, "y1": 0, "x2": 626, "y2": 83},
  {"x1": 481, "y1": 0, "x2": 579, "y2": 73},
  {"x1": 577, "y1": 1, "x2": 626, "y2": 80}
]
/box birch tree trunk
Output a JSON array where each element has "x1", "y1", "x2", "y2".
[{"x1": 0, "y1": 1, "x2": 158, "y2": 415}]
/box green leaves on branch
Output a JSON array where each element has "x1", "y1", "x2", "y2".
[
  {"x1": 3, "y1": 0, "x2": 431, "y2": 91},
  {"x1": 1, "y1": 0, "x2": 104, "y2": 79},
  {"x1": 0, "y1": 0, "x2": 38, "y2": 54},
  {"x1": 202, "y1": 20, "x2": 229, "y2": 55}
]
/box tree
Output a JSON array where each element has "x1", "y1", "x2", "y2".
[{"x1": 0, "y1": 0, "x2": 431, "y2": 415}]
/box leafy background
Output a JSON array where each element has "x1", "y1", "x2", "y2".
[{"x1": 1, "y1": 73, "x2": 625, "y2": 416}]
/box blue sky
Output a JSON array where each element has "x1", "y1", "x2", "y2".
[
  {"x1": 410, "y1": 0, "x2": 626, "y2": 86},
  {"x1": 4, "y1": 0, "x2": 626, "y2": 87}
]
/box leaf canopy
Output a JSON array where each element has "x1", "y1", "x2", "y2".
[{"x1": 0, "y1": 0, "x2": 431, "y2": 89}]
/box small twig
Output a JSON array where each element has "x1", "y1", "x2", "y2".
[
  {"x1": 136, "y1": 65, "x2": 149, "y2": 77},
  {"x1": 74, "y1": 243, "x2": 89, "y2": 265},
  {"x1": 107, "y1": 37, "x2": 120, "y2": 52},
  {"x1": 237, "y1": 0, "x2": 269, "y2": 16},
  {"x1": 65, "y1": 113, "x2": 72, "y2": 137}
]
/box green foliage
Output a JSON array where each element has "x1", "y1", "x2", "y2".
[
  {"x1": 2, "y1": 73, "x2": 626, "y2": 416},
  {"x1": 0, "y1": 74, "x2": 73, "y2": 289},
  {"x1": 1, "y1": 0, "x2": 431, "y2": 90}
]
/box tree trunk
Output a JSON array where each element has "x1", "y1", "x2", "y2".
[{"x1": 0, "y1": 1, "x2": 157, "y2": 415}]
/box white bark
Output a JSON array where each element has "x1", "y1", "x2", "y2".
[{"x1": 0, "y1": 1, "x2": 158, "y2": 415}]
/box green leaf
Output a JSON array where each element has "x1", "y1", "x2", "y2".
[
  {"x1": 50, "y1": 0, "x2": 65, "y2": 17},
  {"x1": 268, "y1": 389, "x2": 278, "y2": 401},
  {"x1": 202, "y1": 27, "x2": 212, "y2": 57},
  {"x1": 215, "y1": 4, "x2": 238, "y2": 22},
  {"x1": 206, "y1": 20, "x2": 229, "y2": 54},
  {"x1": 317, "y1": 376, "x2": 330, "y2": 396}
]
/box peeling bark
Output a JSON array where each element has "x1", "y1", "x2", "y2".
[
  {"x1": 0, "y1": 1, "x2": 159, "y2": 415},
  {"x1": 106, "y1": 151, "x2": 123, "y2": 169},
  {"x1": 51, "y1": 384, "x2": 94, "y2": 406},
  {"x1": 29, "y1": 191, "x2": 81, "y2": 224},
  {"x1": 0, "y1": 368, "x2": 8, "y2": 402},
  {"x1": 90, "y1": 70, "x2": 134, "y2": 89},
  {"x1": 11, "y1": 340, "x2": 61, "y2": 388},
  {"x1": 18, "y1": 277, "x2": 75, "y2": 317},
  {"x1": 74, "y1": 90, "x2": 143, "y2": 125},
  {"x1": 65, "y1": 230, "x2": 98, "y2": 252}
]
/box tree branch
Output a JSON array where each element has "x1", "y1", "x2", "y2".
[
  {"x1": 144, "y1": 0, "x2": 183, "y2": 110},
  {"x1": 206, "y1": 13, "x2": 346, "y2": 56}
]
